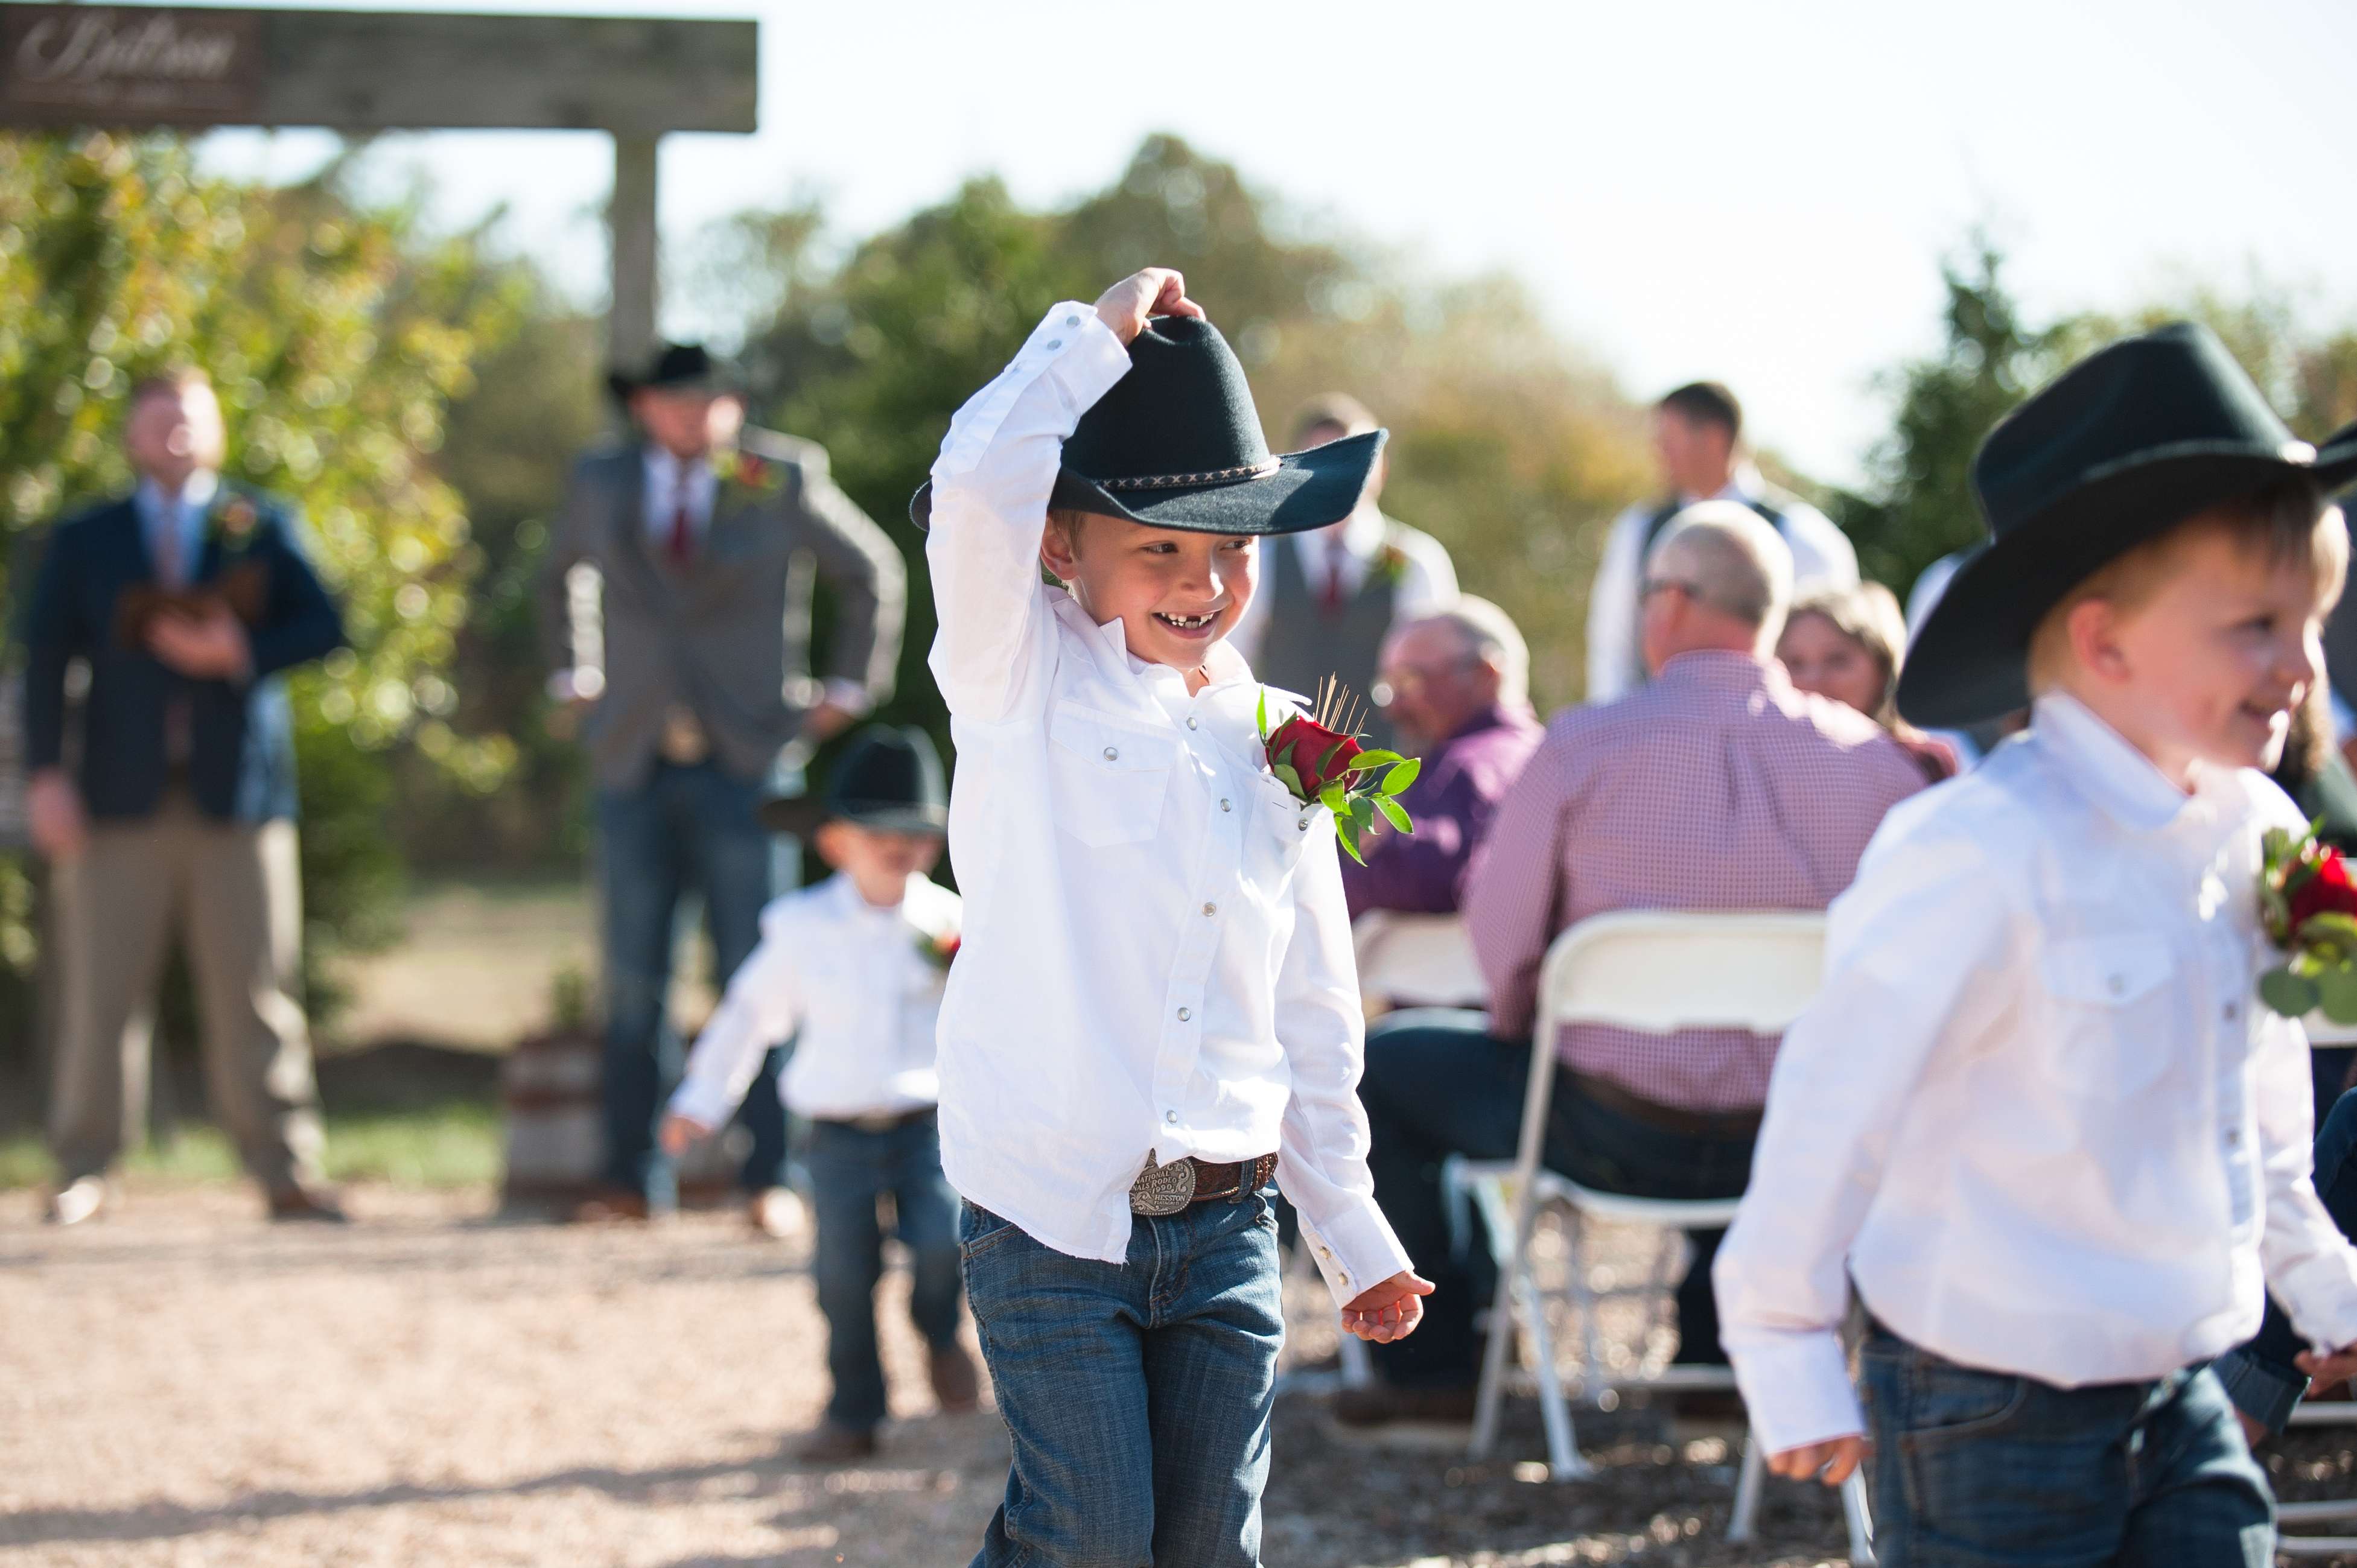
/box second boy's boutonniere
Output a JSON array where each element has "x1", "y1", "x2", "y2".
[
  {"x1": 209, "y1": 494, "x2": 261, "y2": 553},
  {"x1": 1371, "y1": 541, "x2": 1410, "y2": 589},
  {"x1": 714, "y1": 447, "x2": 784, "y2": 497},
  {"x1": 917, "y1": 928, "x2": 961, "y2": 974},
  {"x1": 1256, "y1": 677, "x2": 1421, "y2": 866},
  {"x1": 2258, "y1": 821, "x2": 2357, "y2": 1021}
]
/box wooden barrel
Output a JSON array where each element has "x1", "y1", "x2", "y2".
[{"x1": 500, "y1": 1025, "x2": 752, "y2": 1213}]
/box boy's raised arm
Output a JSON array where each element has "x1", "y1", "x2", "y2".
[
  {"x1": 1715, "y1": 824, "x2": 2008, "y2": 1456},
  {"x1": 670, "y1": 922, "x2": 807, "y2": 1133}
]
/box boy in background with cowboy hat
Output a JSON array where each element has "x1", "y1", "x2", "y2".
[
  {"x1": 1717, "y1": 323, "x2": 2357, "y2": 1565},
  {"x1": 660, "y1": 725, "x2": 980, "y2": 1464},
  {"x1": 920, "y1": 267, "x2": 1430, "y2": 1566}
]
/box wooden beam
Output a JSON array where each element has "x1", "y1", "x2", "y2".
[
  {"x1": 608, "y1": 133, "x2": 658, "y2": 366},
  {"x1": 0, "y1": 5, "x2": 758, "y2": 135}
]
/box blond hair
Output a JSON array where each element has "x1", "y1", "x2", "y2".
[
  {"x1": 1784, "y1": 582, "x2": 1912, "y2": 728},
  {"x1": 2026, "y1": 478, "x2": 2349, "y2": 696}
]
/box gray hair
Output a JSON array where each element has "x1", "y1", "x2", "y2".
[
  {"x1": 1417, "y1": 597, "x2": 1530, "y2": 708},
  {"x1": 1646, "y1": 500, "x2": 1795, "y2": 641}
]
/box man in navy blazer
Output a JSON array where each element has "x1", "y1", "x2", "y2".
[{"x1": 22, "y1": 367, "x2": 347, "y2": 1225}]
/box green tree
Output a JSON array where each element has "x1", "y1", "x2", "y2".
[{"x1": 0, "y1": 131, "x2": 529, "y2": 1033}]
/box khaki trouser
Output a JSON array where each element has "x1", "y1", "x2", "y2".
[{"x1": 48, "y1": 792, "x2": 325, "y2": 1189}]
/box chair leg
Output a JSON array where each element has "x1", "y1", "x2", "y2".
[
  {"x1": 1520, "y1": 1262, "x2": 1591, "y2": 1480},
  {"x1": 1842, "y1": 1467, "x2": 1877, "y2": 1566},
  {"x1": 1469, "y1": 1182, "x2": 1539, "y2": 1461},
  {"x1": 1729, "y1": 1425, "x2": 1766, "y2": 1543},
  {"x1": 1337, "y1": 1333, "x2": 1372, "y2": 1389},
  {"x1": 1566, "y1": 1208, "x2": 1609, "y2": 1406}
]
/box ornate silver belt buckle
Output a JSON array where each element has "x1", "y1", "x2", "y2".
[{"x1": 1128, "y1": 1154, "x2": 1196, "y2": 1216}]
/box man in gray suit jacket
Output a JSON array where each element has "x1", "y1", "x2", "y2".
[{"x1": 539, "y1": 343, "x2": 905, "y2": 1227}]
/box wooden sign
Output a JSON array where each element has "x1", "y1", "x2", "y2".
[{"x1": 0, "y1": 5, "x2": 758, "y2": 135}]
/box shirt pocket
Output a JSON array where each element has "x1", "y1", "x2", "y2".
[
  {"x1": 1046, "y1": 702, "x2": 1175, "y2": 848},
  {"x1": 2034, "y1": 933, "x2": 2176, "y2": 1096},
  {"x1": 1245, "y1": 771, "x2": 1318, "y2": 885}
]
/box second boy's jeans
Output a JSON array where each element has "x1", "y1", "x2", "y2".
[
  {"x1": 1860, "y1": 1323, "x2": 2273, "y2": 1567},
  {"x1": 806, "y1": 1113, "x2": 964, "y2": 1432},
  {"x1": 961, "y1": 1184, "x2": 1284, "y2": 1567}
]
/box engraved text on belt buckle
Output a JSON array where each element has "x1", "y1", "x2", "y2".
[{"x1": 1128, "y1": 1154, "x2": 1196, "y2": 1216}]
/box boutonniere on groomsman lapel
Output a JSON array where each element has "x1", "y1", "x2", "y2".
[
  {"x1": 917, "y1": 927, "x2": 961, "y2": 974},
  {"x1": 209, "y1": 494, "x2": 261, "y2": 553},
  {"x1": 1371, "y1": 541, "x2": 1411, "y2": 589},
  {"x1": 1256, "y1": 677, "x2": 1420, "y2": 866},
  {"x1": 713, "y1": 446, "x2": 784, "y2": 498},
  {"x1": 2257, "y1": 821, "x2": 2357, "y2": 1021}
]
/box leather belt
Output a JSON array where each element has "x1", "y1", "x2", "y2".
[
  {"x1": 1566, "y1": 1072, "x2": 1763, "y2": 1140},
  {"x1": 821, "y1": 1107, "x2": 936, "y2": 1135},
  {"x1": 1128, "y1": 1152, "x2": 1279, "y2": 1216}
]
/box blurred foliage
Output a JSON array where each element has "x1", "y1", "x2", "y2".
[
  {"x1": 727, "y1": 133, "x2": 1649, "y2": 736},
  {"x1": 0, "y1": 131, "x2": 534, "y2": 1036}
]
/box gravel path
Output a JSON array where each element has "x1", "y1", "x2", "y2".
[{"x1": 4, "y1": 1183, "x2": 2350, "y2": 1566}]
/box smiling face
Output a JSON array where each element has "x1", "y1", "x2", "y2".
[
  {"x1": 816, "y1": 820, "x2": 943, "y2": 908},
  {"x1": 1040, "y1": 511, "x2": 1258, "y2": 678},
  {"x1": 2052, "y1": 515, "x2": 2343, "y2": 785}
]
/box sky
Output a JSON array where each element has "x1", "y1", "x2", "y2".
[{"x1": 189, "y1": 0, "x2": 2357, "y2": 486}]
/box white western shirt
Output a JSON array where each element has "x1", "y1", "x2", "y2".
[
  {"x1": 668, "y1": 872, "x2": 960, "y2": 1126},
  {"x1": 923, "y1": 302, "x2": 1413, "y2": 1308},
  {"x1": 1716, "y1": 693, "x2": 2357, "y2": 1453},
  {"x1": 1226, "y1": 503, "x2": 1458, "y2": 667},
  {"x1": 1585, "y1": 467, "x2": 1857, "y2": 703}
]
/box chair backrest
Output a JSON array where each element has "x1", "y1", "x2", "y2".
[
  {"x1": 1353, "y1": 910, "x2": 1487, "y2": 1012},
  {"x1": 1502, "y1": 910, "x2": 1828, "y2": 1190}
]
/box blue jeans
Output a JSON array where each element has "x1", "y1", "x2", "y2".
[
  {"x1": 961, "y1": 1187, "x2": 1284, "y2": 1567},
  {"x1": 1357, "y1": 1011, "x2": 1755, "y2": 1387},
  {"x1": 1860, "y1": 1324, "x2": 2273, "y2": 1567},
  {"x1": 596, "y1": 760, "x2": 783, "y2": 1207},
  {"x1": 2217, "y1": 1085, "x2": 2357, "y2": 1432},
  {"x1": 806, "y1": 1113, "x2": 965, "y2": 1432}
]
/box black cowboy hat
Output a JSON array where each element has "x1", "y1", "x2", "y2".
[
  {"x1": 910, "y1": 314, "x2": 1385, "y2": 536},
  {"x1": 606, "y1": 341, "x2": 742, "y2": 404},
  {"x1": 1896, "y1": 322, "x2": 2357, "y2": 729},
  {"x1": 758, "y1": 725, "x2": 949, "y2": 837}
]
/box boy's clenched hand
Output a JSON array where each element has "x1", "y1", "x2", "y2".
[
  {"x1": 1093, "y1": 268, "x2": 1205, "y2": 347},
  {"x1": 658, "y1": 1112, "x2": 713, "y2": 1160},
  {"x1": 1767, "y1": 1435, "x2": 1867, "y2": 1487},
  {"x1": 1341, "y1": 1269, "x2": 1435, "y2": 1344}
]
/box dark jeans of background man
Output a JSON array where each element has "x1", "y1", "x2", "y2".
[
  {"x1": 2218, "y1": 1085, "x2": 2357, "y2": 1434},
  {"x1": 806, "y1": 1112, "x2": 964, "y2": 1433},
  {"x1": 597, "y1": 759, "x2": 785, "y2": 1210},
  {"x1": 1860, "y1": 1322, "x2": 2272, "y2": 1567},
  {"x1": 1358, "y1": 1010, "x2": 1756, "y2": 1389}
]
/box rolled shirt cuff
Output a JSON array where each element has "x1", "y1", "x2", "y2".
[
  {"x1": 819, "y1": 678, "x2": 875, "y2": 718},
  {"x1": 666, "y1": 1074, "x2": 736, "y2": 1136},
  {"x1": 1295, "y1": 1192, "x2": 1414, "y2": 1312},
  {"x1": 2274, "y1": 1249, "x2": 2357, "y2": 1363},
  {"x1": 2214, "y1": 1345, "x2": 2309, "y2": 1436},
  {"x1": 1724, "y1": 1326, "x2": 1866, "y2": 1455}
]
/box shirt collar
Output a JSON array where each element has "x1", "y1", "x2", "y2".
[
  {"x1": 139, "y1": 470, "x2": 219, "y2": 519},
  {"x1": 826, "y1": 870, "x2": 911, "y2": 920},
  {"x1": 1296, "y1": 505, "x2": 1385, "y2": 562},
  {"x1": 1096, "y1": 611, "x2": 1253, "y2": 693},
  {"x1": 1442, "y1": 701, "x2": 1528, "y2": 745},
  {"x1": 2031, "y1": 691, "x2": 2227, "y2": 833},
  {"x1": 1653, "y1": 647, "x2": 1775, "y2": 694},
  {"x1": 1690, "y1": 462, "x2": 1767, "y2": 508}
]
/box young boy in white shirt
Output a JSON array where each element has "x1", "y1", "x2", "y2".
[
  {"x1": 660, "y1": 726, "x2": 981, "y2": 1465},
  {"x1": 919, "y1": 267, "x2": 1430, "y2": 1567},
  {"x1": 1717, "y1": 323, "x2": 2357, "y2": 1566}
]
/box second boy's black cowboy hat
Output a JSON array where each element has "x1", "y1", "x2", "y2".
[
  {"x1": 758, "y1": 725, "x2": 949, "y2": 837},
  {"x1": 1897, "y1": 322, "x2": 2357, "y2": 729},
  {"x1": 607, "y1": 341, "x2": 742, "y2": 405},
  {"x1": 909, "y1": 314, "x2": 1385, "y2": 536}
]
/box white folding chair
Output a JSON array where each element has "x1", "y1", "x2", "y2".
[
  {"x1": 1352, "y1": 910, "x2": 1489, "y2": 1012},
  {"x1": 1445, "y1": 909, "x2": 1873, "y2": 1564}
]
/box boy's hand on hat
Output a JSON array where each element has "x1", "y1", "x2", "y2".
[
  {"x1": 1766, "y1": 1435, "x2": 1867, "y2": 1487},
  {"x1": 1340, "y1": 1269, "x2": 1434, "y2": 1343},
  {"x1": 658, "y1": 1113, "x2": 712, "y2": 1159},
  {"x1": 1094, "y1": 268, "x2": 1204, "y2": 346}
]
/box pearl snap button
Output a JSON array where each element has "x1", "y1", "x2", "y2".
[
  {"x1": 1046, "y1": 338, "x2": 1062, "y2": 351},
  {"x1": 1066, "y1": 314, "x2": 1081, "y2": 326},
  {"x1": 1203, "y1": 903, "x2": 1217, "y2": 916},
  {"x1": 1186, "y1": 716, "x2": 1198, "y2": 729},
  {"x1": 1165, "y1": 1109, "x2": 1177, "y2": 1125},
  {"x1": 1220, "y1": 799, "x2": 1232, "y2": 812},
  {"x1": 1177, "y1": 1007, "x2": 1192, "y2": 1021},
  {"x1": 1297, "y1": 818, "x2": 1309, "y2": 831},
  {"x1": 2107, "y1": 975, "x2": 2125, "y2": 996},
  {"x1": 1103, "y1": 746, "x2": 1119, "y2": 761}
]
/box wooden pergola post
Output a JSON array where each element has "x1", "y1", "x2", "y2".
[{"x1": 608, "y1": 134, "x2": 660, "y2": 367}]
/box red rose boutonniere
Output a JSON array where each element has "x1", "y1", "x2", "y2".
[
  {"x1": 1371, "y1": 541, "x2": 1411, "y2": 589},
  {"x1": 209, "y1": 494, "x2": 261, "y2": 553},
  {"x1": 714, "y1": 447, "x2": 784, "y2": 497},
  {"x1": 2258, "y1": 821, "x2": 2357, "y2": 1021},
  {"x1": 917, "y1": 928, "x2": 961, "y2": 974},
  {"x1": 1256, "y1": 678, "x2": 1421, "y2": 866}
]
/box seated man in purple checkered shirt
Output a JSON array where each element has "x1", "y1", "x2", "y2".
[{"x1": 1336, "y1": 501, "x2": 1927, "y2": 1427}]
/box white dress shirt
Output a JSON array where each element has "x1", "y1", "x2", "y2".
[
  {"x1": 923, "y1": 302, "x2": 1413, "y2": 1309},
  {"x1": 137, "y1": 469, "x2": 219, "y2": 583},
  {"x1": 1717, "y1": 693, "x2": 2357, "y2": 1453},
  {"x1": 1226, "y1": 503, "x2": 1458, "y2": 667},
  {"x1": 1585, "y1": 466, "x2": 1857, "y2": 703},
  {"x1": 641, "y1": 446, "x2": 718, "y2": 548},
  {"x1": 669, "y1": 872, "x2": 960, "y2": 1128}
]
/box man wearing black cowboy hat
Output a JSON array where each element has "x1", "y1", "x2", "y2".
[
  {"x1": 921, "y1": 268, "x2": 1430, "y2": 1566},
  {"x1": 1719, "y1": 322, "x2": 2357, "y2": 1564},
  {"x1": 661, "y1": 725, "x2": 979, "y2": 1463},
  {"x1": 538, "y1": 341, "x2": 905, "y2": 1228}
]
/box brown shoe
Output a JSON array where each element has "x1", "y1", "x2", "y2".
[
  {"x1": 569, "y1": 1187, "x2": 652, "y2": 1224},
  {"x1": 267, "y1": 1184, "x2": 349, "y2": 1224},
  {"x1": 44, "y1": 1176, "x2": 109, "y2": 1227},
  {"x1": 1331, "y1": 1382, "x2": 1479, "y2": 1429},
  {"x1": 795, "y1": 1422, "x2": 879, "y2": 1465},
  {"x1": 929, "y1": 1343, "x2": 982, "y2": 1414},
  {"x1": 746, "y1": 1186, "x2": 804, "y2": 1240}
]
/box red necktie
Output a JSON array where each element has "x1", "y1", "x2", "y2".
[
  {"x1": 666, "y1": 472, "x2": 695, "y2": 567},
  {"x1": 1320, "y1": 535, "x2": 1350, "y2": 615}
]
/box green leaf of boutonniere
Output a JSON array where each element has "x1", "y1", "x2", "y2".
[
  {"x1": 1317, "y1": 779, "x2": 1347, "y2": 816},
  {"x1": 2321, "y1": 963, "x2": 2357, "y2": 1025},
  {"x1": 1256, "y1": 688, "x2": 1269, "y2": 742},
  {"x1": 1380, "y1": 757, "x2": 1421, "y2": 796},
  {"x1": 1376, "y1": 794, "x2": 1413, "y2": 834},
  {"x1": 2261, "y1": 964, "x2": 2323, "y2": 1019}
]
